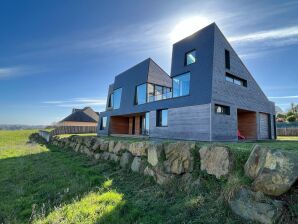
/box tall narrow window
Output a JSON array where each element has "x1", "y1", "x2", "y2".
[
  {"x1": 113, "y1": 88, "x2": 122, "y2": 109},
  {"x1": 100, "y1": 116, "x2": 107, "y2": 130},
  {"x1": 135, "y1": 83, "x2": 147, "y2": 105},
  {"x1": 156, "y1": 109, "x2": 168, "y2": 127},
  {"x1": 142, "y1": 112, "x2": 150, "y2": 135},
  {"x1": 225, "y1": 50, "x2": 230, "y2": 69},
  {"x1": 185, "y1": 50, "x2": 196, "y2": 65},
  {"x1": 108, "y1": 93, "x2": 113, "y2": 108},
  {"x1": 155, "y1": 85, "x2": 163, "y2": 101},
  {"x1": 173, "y1": 72, "x2": 190, "y2": 97}
]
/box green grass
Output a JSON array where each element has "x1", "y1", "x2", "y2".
[{"x1": 0, "y1": 130, "x2": 297, "y2": 223}]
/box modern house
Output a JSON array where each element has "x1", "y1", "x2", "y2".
[
  {"x1": 98, "y1": 23, "x2": 276, "y2": 141},
  {"x1": 59, "y1": 107, "x2": 99, "y2": 127}
]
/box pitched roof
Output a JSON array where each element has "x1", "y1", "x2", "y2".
[{"x1": 60, "y1": 107, "x2": 99, "y2": 123}]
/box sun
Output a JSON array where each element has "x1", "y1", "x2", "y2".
[{"x1": 170, "y1": 16, "x2": 212, "y2": 44}]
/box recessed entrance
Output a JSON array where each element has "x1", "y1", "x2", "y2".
[
  {"x1": 237, "y1": 109, "x2": 257, "y2": 140},
  {"x1": 110, "y1": 113, "x2": 149, "y2": 136}
]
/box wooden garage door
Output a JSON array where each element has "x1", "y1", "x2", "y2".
[{"x1": 260, "y1": 113, "x2": 269, "y2": 139}]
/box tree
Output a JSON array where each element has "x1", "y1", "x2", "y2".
[
  {"x1": 276, "y1": 113, "x2": 286, "y2": 119},
  {"x1": 287, "y1": 115, "x2": 296, "y2": 122}
]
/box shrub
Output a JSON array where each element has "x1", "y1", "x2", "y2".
[
  {"x1": 286, "y1": 111, "x2": 295, "y2": 117},
  {"x1": 287, "y1": 115, "x2": 296, "y2": 122},
  {"x1": 276, "y1": 113, "x2": 286, "y2": 119}
]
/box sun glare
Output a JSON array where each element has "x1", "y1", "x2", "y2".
[{"x1": 170, "y1": 16, "x2": 212, "y2": 44}]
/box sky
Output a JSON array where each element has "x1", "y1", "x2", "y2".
[{"x1": 0, "y1": 0, "x2": 298, "y2": 125}]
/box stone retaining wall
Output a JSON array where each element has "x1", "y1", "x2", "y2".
[{"x1": 51, "y1": 136, "x2": 198, "y2": 185}]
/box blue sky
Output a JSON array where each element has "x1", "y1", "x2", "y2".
[{"x1": 0, "y1": 0, "x2": 298, "y2": 125}]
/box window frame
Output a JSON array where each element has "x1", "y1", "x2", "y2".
[
  {"x1": 214, "y1": 104, "x2": 230, "y2": 115},
  {"x1": 225, "y1": 49, "x2": 230, "y2": 69},
  {"x1": 112, "y1": 88, "x2": 122, "y2": 109},
  {"x1": 156, "y1": 109, "x2": 168, "y2": 127},
  {"x1": 172, "y1": 72, "x2": 191, "y2": 98},
  {"x1": 225, "y1": 72, "x2": 247, "y2": 87},
  {"x1": 185, "y1": 49, "x2": 197, "y2": 66},
  {"x1": 100, "y1": 116, "x2": 107, "y2": 130},
  {"x1": 135, "y1": 83, "x2": 147, "y2": 105}
]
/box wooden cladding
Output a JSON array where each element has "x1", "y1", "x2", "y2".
[
  {"x1": 110, "y1": 116, "x2": 129, "y2": 134},
  {"x1": 237, "y1": 110, "x2": 257, "y2": 140}
]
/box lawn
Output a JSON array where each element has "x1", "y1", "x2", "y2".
[{"x1": 0, "y1": 130, "x2": 297, "y2": 223}]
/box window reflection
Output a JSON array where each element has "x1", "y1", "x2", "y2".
[
  {"x1": 135, "y1": 84, "x2": 147, "y2": 105},
  {"x1": 185, "y1": 50, "x2": 196, "y2": 65},
  {"x1": 173, "y1": 72, "x2": 190, "y2": 97},
  {"x1": 113, "y1": 88, "x2": 122, "y2": 109}
]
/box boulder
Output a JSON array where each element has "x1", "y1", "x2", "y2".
[
  {"x1": 74, "y1": 143, "x2": 81, "y2": 152},
  {"x1": 120, "y1": 152, "x2": 133, "y2": 169},
  {"x1": 229, "y1": 187, "x2": 284, "y2": 224},
  {"x1": 143, "y1": 166, "x2": 155, "y2": 177},
  {"x1": 154, "y1": 166, "x2": 174, "y2": 185},
  {"x1": 147, "y1": 143, "x2": 163, "y2": 166},
  {"x1": 111, "y1": 141, "x2": 129, "y2": 155},
  {"x1": 100, "y1": 141, "x2": 109, "y2": 151},
  {"x1": 109, "y1": 153, "x2": 120, "y2": 162},
  {"x1": 108, "y1": 140, "x2": 115, "y2": 153},
  {"x1": 131, "y1": 157, "x2": 146, "y2": 173},
  {"x1": 245, "y1": 145, "x2": 298, "y2": 196},
  {"x1": 128, "y1": 141, "x2": 149, "y2": 156},
  {"x1": 199, "y1": 145, "x2": 234, "y2": 179},
  {"x1": 92, "y1": 140, "x2": 101, "y2": 151},
  {"x1": 101, "y1": 152, "x2": 111, "y2": 160},
  {"x1": 94, "y1": 153, "x2": 101, "y2": 160},
  {"x1": 163, "y1": 142, "x2": 195, "y2": 174}
]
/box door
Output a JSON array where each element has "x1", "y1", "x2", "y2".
[{"x1": 260, "y1": 113, "x2": 270, "y2": 139}]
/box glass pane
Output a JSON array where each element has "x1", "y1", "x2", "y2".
[
  {"x1": 234, "y1": 79, "x2": 241, "y2": 85},
  {"x1": 136, "y1": 84, "x2": 146, "y2": 104},
  {"x1": 225, "y1": 76, "x2": 234, "y2": 83},
  {"x1": 108, "y1": 93, "x2": 113, "y2": 108},
  {"x1": 101, "y1": 117, "x2": 107, "y2": 129},
  {"x1": 147, "y1": 83, "x2": 154, "y2": 102},
  {"x1": 162, "y1": 110, "x2": 168, "y2": 126},
  {"x1": 113, "y1": 88, "x2": 122, "y2": 109},
  {"x1": 155, "y1": 85, "x2": 163, "y2": 101},
  {"x1": 145, "y1": 112, "x2": 150, "y2": 135},
  {"x1": 186, "y1": 50, "x2": 196, "y2": 65},
  {"x1": 173, "y1": 73, "x2": 190, "y2": 97}
]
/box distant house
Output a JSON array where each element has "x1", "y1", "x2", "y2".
[{"x1": 59, "y1": 107, "x2": 99, "y2": 127}]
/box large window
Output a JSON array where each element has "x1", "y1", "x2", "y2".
[
  {"x1": 100, "y1": 116, "x2": 107, "y2": 130},
  {"x1": 185, "y1": 50, "x2": 196, "y2": 65},
  {"x1": 156, "y1": 109, "x2": 168, "y2": 127},
  {"x1": 113, "y1": 88, "x2": 122, "y2": 109},
  {"x1": 215, "y1": 104, "x2": 230, "y2": 115},
  {"x1": 225, "y1": 50, "x2": 230, "y2": 69},
  {"x1": 225, "y1": 73, "x2": 247, "y2": 87},
  {"x1": 173, "y1": 72, "x2": 190, "y2": 97},
  {"x1": 135, "y1": 83, "x2": 147, "y2": 105}
]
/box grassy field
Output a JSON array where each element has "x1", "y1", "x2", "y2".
[{"x1": 0, "y1": 130, "x2": 297, "y2": 223}]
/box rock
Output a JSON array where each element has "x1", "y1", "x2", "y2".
[
  {"x1": 108, "y1": 140, "x2": 115, "y2": 152},
  {"x1": 109, "y1": 153, "x2": 119, "y2": 162},
  {"x1": 92, "y1": 140, "x2": 101, "y2": 151},
  {"x1": 147, "y1": 143, "x2": 163, "y2": 166},
  {"x1": 163, "y1": 142, "x2": 195, "y2": 174},
  {"x1": 74, "y1": 143, "x2": 81, "y2": 152},
  {"x1": 100, "y1": 141, "x2": 109, "y2": 151},
  {"x1": 229, "y1": 187, "x2": 284, "y2": 224},
  {"x1": 244, "y1": 145, "x2": 269, "y2": 179},
  {"x1": 154, "y1": 166, "x2": 174, "y2": 185},
  {"x1": 120, "y1": 152, "x2": 133, "y2": 169},
  {"x1": 246, "y1": 146, "x2": 298, "y2": 196},
  {"x1": 144, "y1": 166, "x2": 155, "y2": 177},
  {"x1": 101, "y1": 152, "x2": 111, "y2": 160},
  {"x1": 128, "y1": 142, "x2": 149, "y2": 156},
  {"x1": 199, "y1": 145, "x2": 234, "y2": 178},
  {"x1": 131, "y1": 157, "x2": 146, "y2": 173},
  {"x1": 111, "y1": 141, "x2": 129, "y2": 155},
  {"x1": 94, "y1": 153, "x2": 101, "y2": 160}
]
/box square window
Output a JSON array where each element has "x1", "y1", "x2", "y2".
[
  {"x1": 185, "y1": 50, "x2": 196, "y2": 65},
  {"x1": 156, "y1": 109, "x2": 168, "y2": 127}
]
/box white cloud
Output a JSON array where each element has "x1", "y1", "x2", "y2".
[
  {"x1": 42, "y1": 97, "x2": 106, "y2": 108},
  {"x1": 0, "y1": 66, "x2": 44, "y2": 79},
  {"x1": 269, "y1": 95, "x2": 298, "y2": 99},
  {"x1": 229, "y1": 26, "x2": 298, "y2": 45}
]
